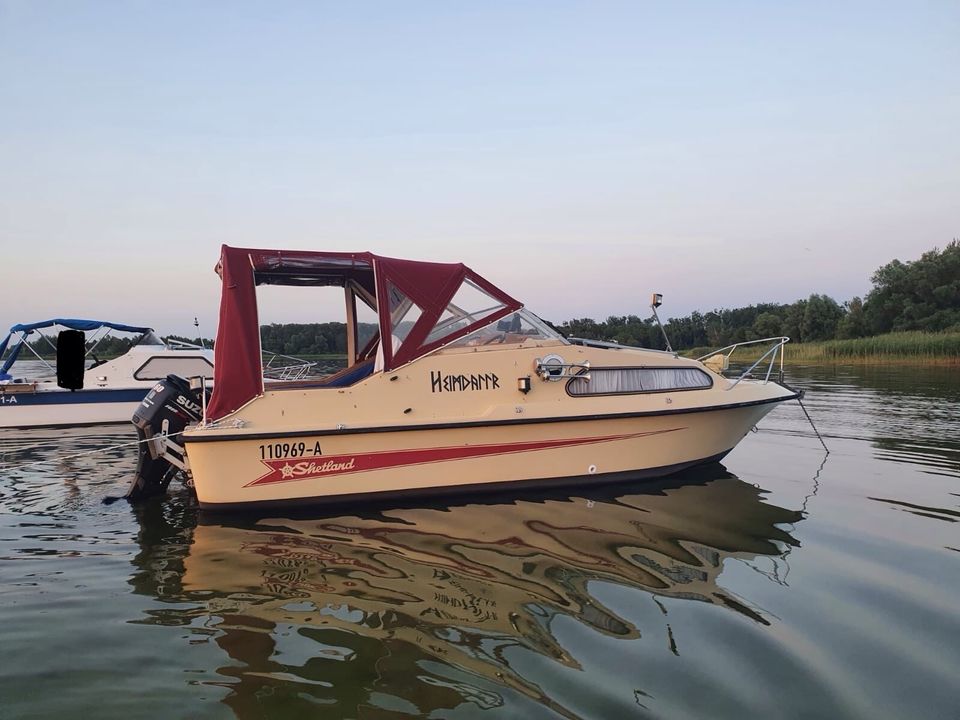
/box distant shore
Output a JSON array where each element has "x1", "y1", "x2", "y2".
[
  {"x1": 281, "y1": 336, "x2": 960, "y2": 366},
  {"x1": 685, "y1": 331, "x2": 960, "y2": 365},
  {"x1": 12, "y1": 332, "x2": 959, "y2": 367}
]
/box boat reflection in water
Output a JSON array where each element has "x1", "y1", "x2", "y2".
[{"x1": 129, "y1": 466, "x2": 803, "y2": 718}]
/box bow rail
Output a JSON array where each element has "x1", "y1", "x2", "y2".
[{"x1": 697, "y1": 336, "x2": 789, "y2": 389}]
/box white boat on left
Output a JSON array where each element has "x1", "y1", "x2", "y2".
[{"x1": 0, "y1": 318, "x2": 214, "y2": 429}]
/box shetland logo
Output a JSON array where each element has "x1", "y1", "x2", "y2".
[{"x1": 279, "y1": 458, "x2": 356, "y2": 479}]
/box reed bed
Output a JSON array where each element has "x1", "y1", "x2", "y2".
[{"x1": 686, "y1": 332, "x2": 960, "y2": 365}]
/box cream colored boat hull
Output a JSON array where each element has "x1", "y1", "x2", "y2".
[
  {"x1": 182, "y1": 342, "x2": 797, "y2": 509},
  {"x1": 185, "y1": 401, "x2": 781, "y2": 509},
  {"x1": 175, "y1": 247, "x2": 800, "y2": 510}
]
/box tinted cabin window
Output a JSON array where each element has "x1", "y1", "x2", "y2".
[
  {"x1": 134, "y1": 356, "x2": 214, "y2": 381},
  {"x1": 567, "y1": 367, "x2": 712, "y2": 396}
]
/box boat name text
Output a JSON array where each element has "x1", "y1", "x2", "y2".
[
  {"x1": 431, "y1": 371, "x2": 500, "y2": 393},
  {"x1": 0, "y1": 396, "x2": 18, "y2": 405}
]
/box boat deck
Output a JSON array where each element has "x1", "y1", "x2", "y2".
[{"x1": 0, "y1": 382, "x2": 39, "y2": 395}]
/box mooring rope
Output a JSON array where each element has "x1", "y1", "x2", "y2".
[
  {"x1": 797, "y1": 397, "x2": 829, "y2": 454},
  {"x1": 0, "y1": 431, "x2": 185, "y2": 472}
]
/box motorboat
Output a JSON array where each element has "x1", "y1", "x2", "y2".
[
  {"x1": 130, "y1": 245, "x2": 800, "y2": 509},
  {"x1": 0, "y1": 318, "x2": 215, "y2": 429}
]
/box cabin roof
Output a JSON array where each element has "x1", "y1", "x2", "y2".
[{"x1": 207, "y1": 245, "x2": 522, "y2": 420}]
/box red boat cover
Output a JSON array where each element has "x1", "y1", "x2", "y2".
[{"x1": 206, "y1": 245, "x2": 521, "y2": 421}]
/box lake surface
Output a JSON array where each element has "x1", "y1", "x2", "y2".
[{"x1": 1, "y1": 364, "x2": 958, "y2": 719}]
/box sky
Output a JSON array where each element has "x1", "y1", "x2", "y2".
[{"x1": 1, "y1": 1, "x2": 957, "y2": 336}]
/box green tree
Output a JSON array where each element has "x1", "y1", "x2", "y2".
[
  {"x1": 559, "y1": 318, "x2": 604, "y2": 340},
  {"x1": 665, "y1": 311, "x2": 708, "y2": 349},
  {"x1": 863, "y1": 241, "x2": 960, "y2": 333},
  {"x1": 836, "y1": 297, "x2": 867, "y2": 339},
  {"x1": 752, "y1": 312, "x2": 782, "y2": 339},
  {"x1": 782, "y1": 299, "x2": 807, "y2": 342},
  {"x1": 801, "y1": 294, "x2": 844, "y2": 341}
]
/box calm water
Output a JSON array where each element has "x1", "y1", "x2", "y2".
[{"x1": 1, "y1": 365, "x2": 958, "y2": 719}]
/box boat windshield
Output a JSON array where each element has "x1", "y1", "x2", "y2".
[
  {"x1": 136, "y1": 331, "x2": 166, "y2": 346},
  {"x1": 444, "y1": 309, "x2": 567, "y2": 348}
]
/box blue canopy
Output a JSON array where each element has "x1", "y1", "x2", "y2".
[{"x1": 0, "y1": 319, "x2": 153, "y2": 380}]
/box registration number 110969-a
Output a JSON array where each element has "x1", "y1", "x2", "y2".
[{"x1": 259, "y1": 441, "x2": 323, "y2": 460}]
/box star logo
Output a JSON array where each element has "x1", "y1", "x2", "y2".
[{"x1": 280, "y1": 463, "x2": 296, "y2": 479}]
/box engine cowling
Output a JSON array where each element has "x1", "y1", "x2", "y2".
[{"x1": 127, "y1": 374, "x2": 208, "y2": 500}]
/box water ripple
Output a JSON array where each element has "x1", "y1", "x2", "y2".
[{"x1": 1, "y1": 364, "x2": 958, "y2": 718}]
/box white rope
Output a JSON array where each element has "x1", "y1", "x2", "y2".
[{"x1": 0, "y1": 431, "x2": 185, "y2": 472}]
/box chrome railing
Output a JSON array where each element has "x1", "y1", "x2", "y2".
[
  {"x1": 697, "y1": 336, "x2": 789, "y2": 389},
  {"x1": 261, "y1": 351, "x2": 318, "y2": 381},
  {"x1": 163, "y1": 337, "x2": 206, "y2": 351}
]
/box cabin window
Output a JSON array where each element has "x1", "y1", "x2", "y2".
[
  {"x1": 567, "y1": 367, "x2": 712, "y2": 396},
  {"x1": 425, "y1": 279, "x2": 507, "y2": 345},
  {"x1": 134, "y1": 356, "x2": 214, "y2": 381},
  {"x1": 446, "y1": 310, "x2": 566, "y2": 348},
  {"x1": 386, "y1": 282, "x2": 423, "y2": 353}
]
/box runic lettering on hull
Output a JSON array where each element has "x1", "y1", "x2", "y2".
[{"x1": 430, "y1": 371, "x2": 501, "y2": 393}]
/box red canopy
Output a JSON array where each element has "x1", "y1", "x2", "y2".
[{"x1": 206, "y1": 245, "x2": 521, "y2": 420}]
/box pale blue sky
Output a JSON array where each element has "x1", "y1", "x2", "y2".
[{"x1": 1, "y1": 1, "x2": 957, "y2": 335}]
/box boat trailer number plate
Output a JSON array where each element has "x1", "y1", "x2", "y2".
[{"x1": 259, "y1": 441, "x2": 322, "y2": 460}]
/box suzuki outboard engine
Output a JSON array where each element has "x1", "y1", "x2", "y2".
[{"x1": 127, "y1": 374, "x2": 208, "y2": 500}]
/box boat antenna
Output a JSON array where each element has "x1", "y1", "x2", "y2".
[
  {"x1": 194, "y1": 317, "x2": 206, "y2": 349},
  {"x1": 650, "y1": 293, "x2": 673, "y2": 352}
]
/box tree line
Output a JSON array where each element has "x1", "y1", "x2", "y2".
[
  {"x1": 257, "y1": 322, "x2": 378, "y2": 356},
  {"x1": 249, "y1": 242, "x2": 958, "y2": 353},
  {"x1": 6, "y1": 242, "x2": 957, "y2": 360},
  {"x1": 5, "y1": 333, "x2": 147, "y2": 361},
  {"x1": 557, "y1": 240, "x2": 960, "y2": 350}
]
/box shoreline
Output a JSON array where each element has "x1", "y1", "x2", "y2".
[{"x1": 684, "y1": 331, "x2": 960, "y2": 366}]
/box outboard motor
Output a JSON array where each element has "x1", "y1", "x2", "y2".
[{"x1": 127, "y1": 374, "x2": 208, "y2": 500}]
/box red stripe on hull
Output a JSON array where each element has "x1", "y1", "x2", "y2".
[{"x1": 246, "y1": 427, "x2": 686, "y2": 487}]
